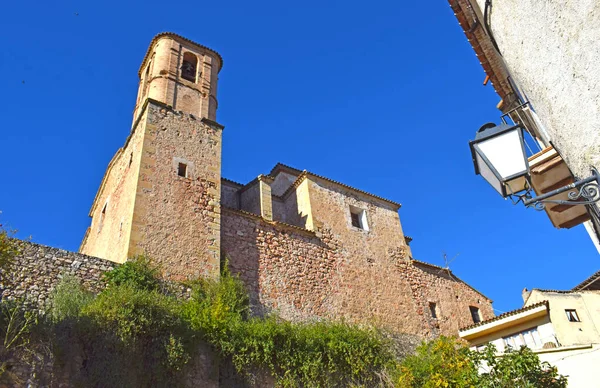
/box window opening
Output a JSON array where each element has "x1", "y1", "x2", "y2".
[
  {"x1": 177, "y1": 162, "x2": 188, "y2": 178},
  {"x1": 503, "y1": 327, "x2": 543, "y2": 350},
  {"x1": 351, "y1": 212, "x2": 361, "y2": 228},
  {"x1": 469, "y1": 306, "x2": 481, "y2": 323},
  {"x1": 565, "y1": 309, "x2": 580, "y2": 322},
  {"x1": 98, "y1": 202, "x2": 107, "y2": 232},
  {"x1": 349, "y1": 206, "x2": 369, "y2": 231},
  {"x1": 429, "y1": 302, "x2": 438, "y2": 319},
  {"x1": 181, "y1": 52, "x2": 198, "y2": 82}
]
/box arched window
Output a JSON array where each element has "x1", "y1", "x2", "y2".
[{"x1": 181, "y1": 52, "x2": 198, "y2": 82}]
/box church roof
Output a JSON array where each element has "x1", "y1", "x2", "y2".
[
  {"x1": 138, "y1": 32, "x2": 223, "y2": 78},
  {"x1": 270, "y1": 163, "x2": 402, "y2": 209}
]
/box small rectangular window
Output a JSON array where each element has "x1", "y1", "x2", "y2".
[
  {"x1": 429, "y1": 302, "x2": 438, "y2": 319},
  {"x1": 565, "y1": 309, "x2": 580, "y2": 322},
  {"x1": 349, "y1": 206, "x2": 369, "y2": 231},
  {"x1": 469, "y1": 306, "x2": 481, "y2": 323},
  {"x1": 98, "y1": 202, "x2": 107, "y2": 233},
  {"x1": 178, "y1": 162, "x2": 188, "y2": 178},
  {"x1": 351, "y1": 212, "x2": 361, "y2": 228}
]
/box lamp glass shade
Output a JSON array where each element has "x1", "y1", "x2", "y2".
[
  {"x1": 470, "y1": 124, "x2": 529, "y2": 197},
  {"x1": 475, "y1": 152, "x2": 503, "y2": 195}
]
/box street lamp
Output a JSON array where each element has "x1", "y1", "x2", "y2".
[
  {"x1": 469, "y1": 123, "x2": 600, "y2": 210},
  {"x1": 470, "y1": 123, "x2": 529, "y2": 197}
]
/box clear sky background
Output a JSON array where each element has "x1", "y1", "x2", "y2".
[{"x1": 1, "y1": 0, "x2": 597, "y2": 315}]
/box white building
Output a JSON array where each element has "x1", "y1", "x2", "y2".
[{"x1": 459, "y1": 271, "x2": 600, "y2": 387}]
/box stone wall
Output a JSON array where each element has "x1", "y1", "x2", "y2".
[
  {"x1": 400, "y1": 261, "x2": 495, "y2": 338},
  {"x1": 221, "y1": 207, "x2": 493, "y2": 337},
  {"x1": 1, "y1": 241, "x2": 115, "y2": 310},
  {"x1": 222, "y1": 207, "x2": 336, "y2": 321},
  {"x1": 79, "y1": 106, "x2": 148, "y2": 264},
  {"x1": 128, "y1": 101, "x2": 223, "y2": 281}
]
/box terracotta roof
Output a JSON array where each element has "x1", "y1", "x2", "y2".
[
  {"x1": 271, "y1": 163, "x2": 402, "y2": 209},
  {"x1": 138, "y1": 32, "x2": 223, "y2": 78},
  {"x1": 460, "y1": 300, "x2": 549, "y2": 332},
  {"x1": 531, "y1": 288, "x2": 574, "y2": 294},
  {"x1": 447, "y1": 0, "x2": 518, "y2": 110},
  {"x1": 221, "y1": 177, "x2": 244, "y2": 187},
  {"x1": 573, "y1": 270, "x2": 600, "y2": 291}
]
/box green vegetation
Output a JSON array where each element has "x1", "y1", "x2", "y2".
[
  {"x1": 396, "y1": 336, "x2": 567, "y2": 388},
  {"x1": 103, "y1": 254, "x2": 160, "y2": 291},
  {"x1": 0, "y1": 247, "x2": 568, "y2": 387},
  {"x1": 0, "y1": 213, "x2": 21, "y2": 273},
  {"x1": 182, "y1": 267, "x2": 395, "y2": 386}
]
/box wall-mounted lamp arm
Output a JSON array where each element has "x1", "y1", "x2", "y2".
[{"x1": 523, "y1": 169, "x2": 600, "y2": 211}]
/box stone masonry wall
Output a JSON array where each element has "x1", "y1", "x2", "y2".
[
  {"x1": 399, "y1": 261, "x2": 494, "y2": 338},
  {"x1": 222, "y1": 207, "x2": 493, "y2": 337},
  {"x1": 222, "y1": 208, "x2": 337, "y2": 321},
  {"x1": 80, "y1": 105, "x2": 148, "y2": 264},
  {"x1": 1, "y1": 241, "x2": 115, "y2": 310},
  {"x1": 129, "y1": 101, "x2": 222, "y2": 281},
  {"x1": 0, "y1": 241, "x2": 221, "y2": 388}
]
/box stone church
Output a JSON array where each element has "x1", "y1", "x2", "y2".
[{"x1": 79, "y1": 32, "x2": 493, "y2": 337}]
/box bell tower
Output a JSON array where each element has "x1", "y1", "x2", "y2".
[
  {"x1": 133, "y1": 33, "x2": 222, "y2": 121},
  {"x1": 81, "y1": 33, "x2": 224, "y2": 280}
]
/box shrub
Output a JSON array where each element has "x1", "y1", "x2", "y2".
[
  {"x1": 395, "y1": 336, "x2": 479, "y2": 388},
  {"x1": 0, "y1": 301, "x2": 40, "y2": 382},
  {"x1": 473, "y1": 343, "x2": 568, "y2": 388},
  {"x1": 103, "y1": 254, "x2": 160, "y2": 291},
  {"x1": 49, "y1": 275, "x2": 94, "y2": 322},
  {"x1": 183, "y1": 265, "x2": 396, "y2": 387},
  {"x1": 82, "y1": 283, "x2": 181, "y2": 342},
  {"x1": 396, "y1": 336, "x2": 568, "y2": 388},
  {"x1": 0, "y1": 214, "x2": 21, "y2": 273}
]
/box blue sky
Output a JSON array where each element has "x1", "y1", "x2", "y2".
[{"x1": 1, "y1": 0, "x2": 597, "y2": 315}]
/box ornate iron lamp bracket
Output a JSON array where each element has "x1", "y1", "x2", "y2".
[{"x1": 522, "y1": 169, "x2": 600, "y2": 211}]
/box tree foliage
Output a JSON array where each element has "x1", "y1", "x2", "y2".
[
  {"x1": 473, "y1": 343, "x2": 568, "y2": 388},
  {"x1": 396, "y1": 336, "x2": 567, "y2": 388}
]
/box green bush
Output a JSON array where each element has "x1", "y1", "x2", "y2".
[
  {"x1": 395, "y1": 336, "x2": 479, "y2": 388},
  {"x1": 0, "y1": 213, "x2": 21, "y2": 273},
  {"x1": 103, "y1": 254, "x2": 160, "y2": 291},
  {"x1": 182, "y1": 266, "x2": 396, "y2": 387},
  {"x1": 82, "y1": 284, "x2": 181, "y2": 342},
  {"x1": 396, "y1": 336, "x2": 568, "y2": 388},
  {"x1": 473, "y1": 343, "x2": 568, "y2": 388},
  {"x1": 49, "y1": 275, "x2": 94, "y2": 322},
  {"x1": 0, "y1": 301, "x2": 40, "y2": 383}
]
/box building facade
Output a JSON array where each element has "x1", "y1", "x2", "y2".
[
  {"x1": 80, "y1": 32, "x2": 493, "y2": 337},
  {"x1": 448, "y1": 0, "x2": 600, "y2": 250},
  {"x1": 459, "y1": 271, "x2": 600, "y2": 387}
]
